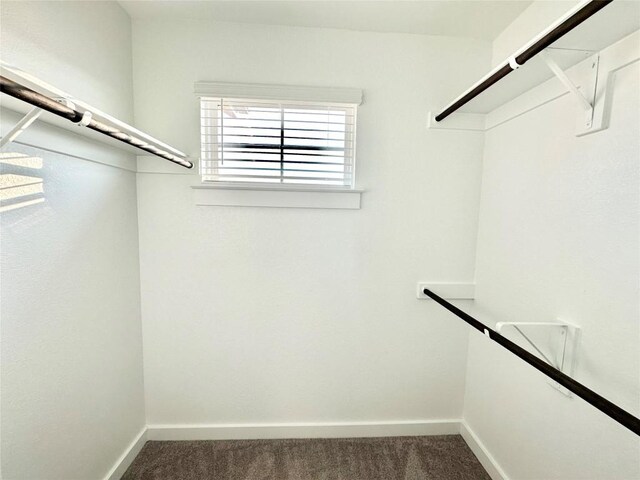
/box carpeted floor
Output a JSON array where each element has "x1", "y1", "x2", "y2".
[{"x1": 121, "y1": 435, "x2": 491, "y2": 480}]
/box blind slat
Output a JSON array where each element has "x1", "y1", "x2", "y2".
[
  {"x1": 213, "y1": 167, "x2": 353, "y2": 174},
  {"x1": 200, "y1": 134, "x2": 348, "y2": 141},
  {"x1": 202, "y1": 158, "x2": 348, "y2": 166},
  {"x1": 220, "y1": 143, "x2": 351, "y2": 152},
  {"x1": 202, "y1": 151, "x2": 353, "y2": 159},
  {"x1": 205, "y1": 174, "x2": 352, "y2": 181},
  {"x1": 201, "y1": 125, "x2": 350, "y2": 134}
]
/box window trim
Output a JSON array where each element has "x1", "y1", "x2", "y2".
[
  {"x1": 194, "y1": 82, "x2": 363, "y2": 105},
  {"x1": 195, "y1": 82, "x2": 364, "y2": 199},
  {"x1": 191, "y1": 183, "x2": 363, "y2": 209}
]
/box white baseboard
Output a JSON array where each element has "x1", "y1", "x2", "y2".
[
  {"x1": 103, "y1": 427, "x2": 148, "y2": 480},
  {"x1": 460, "y1": 421, "x2": 509, "y2": 480},
  {"x1": 146, "y1": 419, "x2": 460, "y2": 441},
  {"x1": 100, "y1": 420, "x2": 503, "y2": 480}
]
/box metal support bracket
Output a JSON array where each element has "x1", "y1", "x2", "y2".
[
  {"x1": 0, "y1": 107, "x2": 43, "y2": 148},
  {"x1": 496, "y1": 320, "x2": 580, "y2": 397},
  {"x1": 540, "y1": 49, "x2": 599, "y2": 133}
]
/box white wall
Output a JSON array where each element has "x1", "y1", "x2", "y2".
[
  {"x1": 465, "y1": 22, "x2": 640, "y2": 480},
  {"x1": 7, "y1": 3, "x2": 636, "y2": 479},
  {"x1": 133, "y1": 20, "x2": 489, "y2": 426},
  {"x1": 0, "y1": 2, "x2": 145, "y2": 479}
]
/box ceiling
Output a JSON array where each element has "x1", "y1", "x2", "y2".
[{"x1": 119, "y1": 0, "x2": 533, "y2": 40}]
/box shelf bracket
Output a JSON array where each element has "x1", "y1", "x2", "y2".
[
  {"x1": 0, "y1": 97, "x2": 80, "y2": 149},
  {"x1": 0, "y1": 107, "x2": 43, "y2": 148},
  {"x1": 540, "y1": 49, "x2": 599, "y2": 130},
  {"x1": 496, "y1": 320, "x2": 580, "y2": 397}
]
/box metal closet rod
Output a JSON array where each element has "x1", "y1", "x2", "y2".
[
  {"x1": 0, "y1": 76, "x2": 193, "y2": 169},
  {"x1": 422, "y1": 288, "x2": 640, "y2": 436},
  {"x1": 434, "y1": 0, "x2": 613, "y2": 122}
]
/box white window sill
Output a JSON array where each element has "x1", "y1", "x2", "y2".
[{"x1": 192, "y1": 184, "x2": 363, "y2": 209}]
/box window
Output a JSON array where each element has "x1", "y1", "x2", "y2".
[{"x1": 199, "y1": 95, "x2": 358, "y2": 188}]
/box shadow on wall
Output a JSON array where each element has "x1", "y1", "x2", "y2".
[{"x1": 0, "y1": 151, "x2": 45, "y2": 212}]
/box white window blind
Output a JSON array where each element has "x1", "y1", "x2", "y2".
[{"x1": 200, "y1": 98, "x2": 357, "y2": 187}]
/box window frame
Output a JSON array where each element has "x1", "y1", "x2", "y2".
[
  {"x1": 195, "y1": 82, "x2": 363, "y2": 191},
  {"x1": 199, "y1": 96, "x2": 358, "y2": 189}
]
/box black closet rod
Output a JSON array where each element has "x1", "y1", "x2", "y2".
[
  {"x1": 435, "y1": 0, "x2": 613, "y2": 122},
  {"x1": 0, "y1": 76, "x2": 193, "y2": 169},
  {"x1": 422, "y1": 288, "x2": 640, "y2": 436}
]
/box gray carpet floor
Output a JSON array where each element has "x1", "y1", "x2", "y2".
[{"x1": 122, "y1": 435, "x2": 490, "y2": 480}]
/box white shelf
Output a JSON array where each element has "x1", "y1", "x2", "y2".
[
  {"x1": 461, "y1": 48, "x2": 592, "y2": 114},
  {"x1": 445, "y1": 0, "x2": 640, "y2": 116},
  {"x1": 416, "y1": 283, "x2": 475, "y2": 300},
  {"x1": 0, "y1": 63, "x2": 189, "y2": 161}
]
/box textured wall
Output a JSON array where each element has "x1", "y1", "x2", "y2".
[
  {"x1": 133, "y1": 19, "x2": 489, "y2": 426},
  {"x1": 1, "y1": 144, "x2": 145, "y2": 480},
  {"x1": 0, "y1": 2, "x2": 145, "y2": 479},
  {"x1": 465, "y1": 44, "x2": 640, "y2": 480}
]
